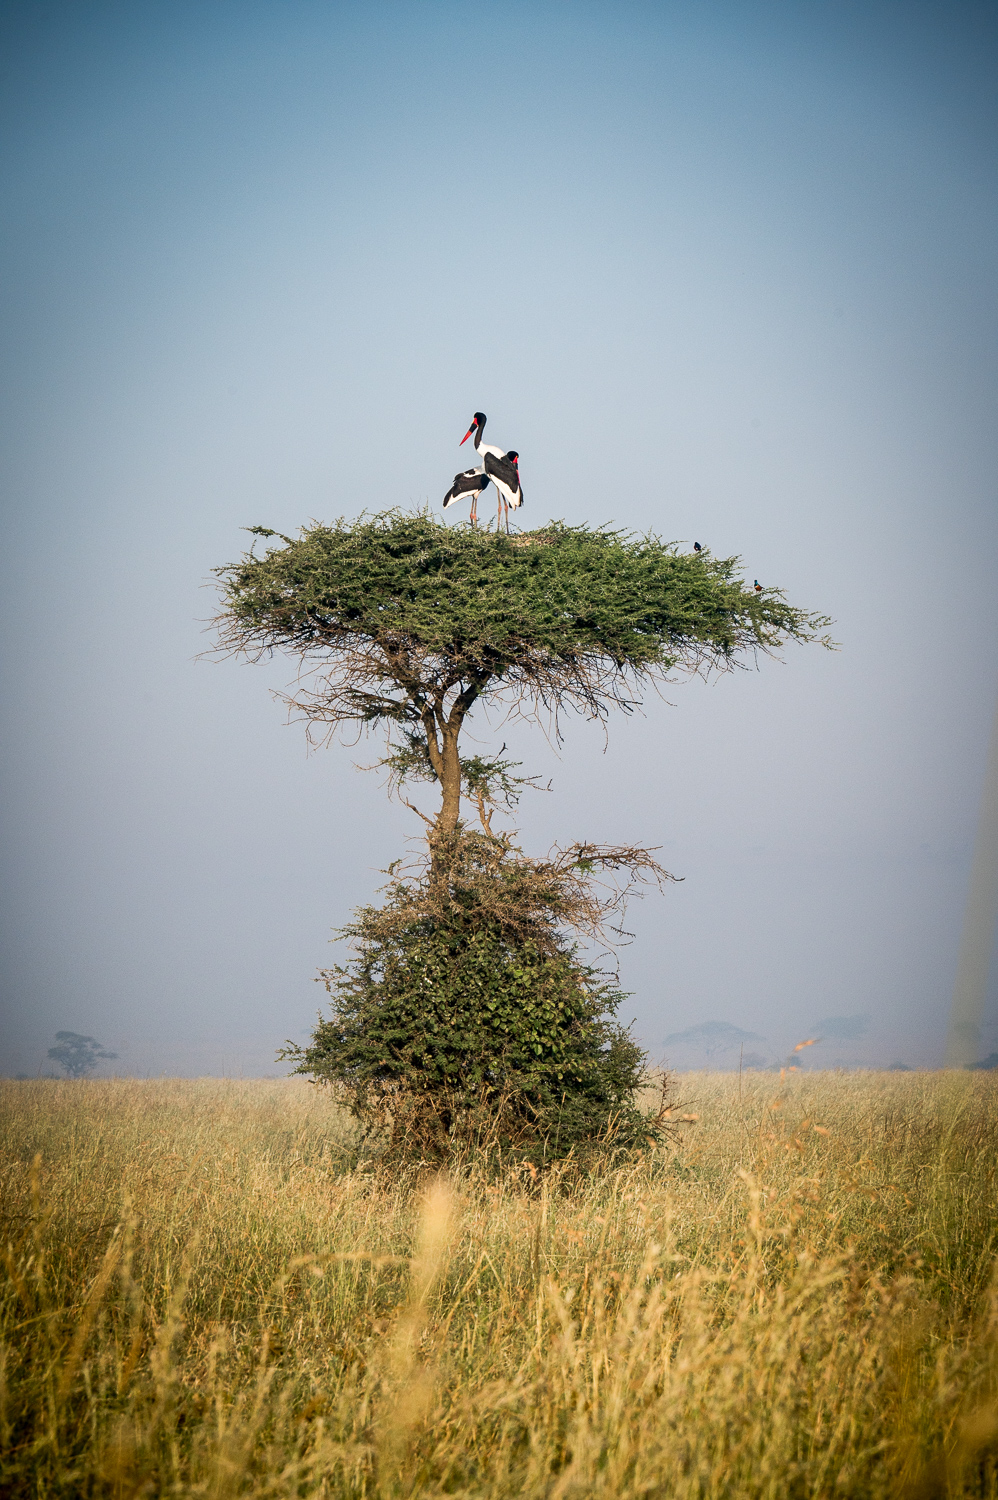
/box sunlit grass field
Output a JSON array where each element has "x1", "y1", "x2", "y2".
[{"x1": 2, "y1": 1071, "x2": 998, "y2": 1498}]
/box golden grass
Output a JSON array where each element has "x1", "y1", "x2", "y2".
[{"x1": 2, "y1": 1071, "x2": 998, "y2": 1497}]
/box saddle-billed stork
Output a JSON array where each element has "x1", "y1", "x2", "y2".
[
  {"x1": 457, "y1": 413, "x2": 523, "y2": 532},
  {"x1": 486, "y1": 449, "x2": 522, "y2": 533},
  {"x1": 443, "y1": 466, "x2": 491, "y2": 525}
]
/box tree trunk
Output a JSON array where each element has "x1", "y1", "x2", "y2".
[
  {"x1": 434, "y1": 722, "x2": 462, "y2": 842},
  {"x1": 424, "y1": 682, "x2": 482, "y2": 872}
]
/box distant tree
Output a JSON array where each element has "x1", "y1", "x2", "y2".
[
  {"x1": 47, "y1": 1032, "x2": 118, "y2": 1079},
  {"x1": 664, "y1": 1020, "x2": 767, "y2": 1060},
  {"x1": 217, "y1": 512, "x2": 831, "y2": 1160}
]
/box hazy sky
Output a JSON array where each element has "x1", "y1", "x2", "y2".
[{"x1": 2, "y1": 0, "x2": 996, "y2": 1076}]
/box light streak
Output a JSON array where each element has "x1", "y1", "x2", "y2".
[{"x1": 945, "y1": 695, "x2": 998, "y2": 1068}]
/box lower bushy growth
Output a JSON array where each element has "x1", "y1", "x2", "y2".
[{"x1": 283, "y1": 835, "x2": 656, "y2": 1163}]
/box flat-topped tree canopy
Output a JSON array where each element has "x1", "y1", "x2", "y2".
[{"x1": 214, "y1": 511, "x2": 832, "y2": 840}]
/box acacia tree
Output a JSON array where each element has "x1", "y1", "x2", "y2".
[
  {"x1": 47, "y1": 1032, "x2": 118, "y2": 1079},
  {"x1": 215, "y1": 512, "x2": 830, "y2": 1159},
  {"x1": 216, "y1": 514, "x2": 829, "y2": 846}
]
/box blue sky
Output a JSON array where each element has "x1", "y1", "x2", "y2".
[{"x1": 1, "y1": 0, "x2": 996, "y2": 1075}]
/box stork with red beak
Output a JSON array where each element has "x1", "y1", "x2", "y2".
[
  {"x1": 490, "y1": 450, "x2": 522, "y2": 533},
  {"x1": 457, "y1": 412, "x2": 523, "y2": 532},
  {"x1": 459, "y1": 411, "x2": 504, "y2": 465}
]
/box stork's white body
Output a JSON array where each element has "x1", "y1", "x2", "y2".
[{"x1": 474, "y1": 435, "x2": 505, "y2": 464}]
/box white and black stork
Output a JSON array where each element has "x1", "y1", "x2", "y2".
[
  {"x1": 443, "y1": 466, "x2": 491, "y2": 525},
  {"x1": 456, "y1": 412, "x2": 523, "y2": 532},
  {"x1": 489, "y1": 450, "x2": 522, "y2": 533}
]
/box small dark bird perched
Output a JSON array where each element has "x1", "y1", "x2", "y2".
[
  {"x1": 693, "y1": 542, "x2": 702, "y2": 553},
  {"x1": 754, "y1": 579, "x2": 763, "y2": 593}
]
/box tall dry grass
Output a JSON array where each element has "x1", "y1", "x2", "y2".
[{"x1": 2, "y1": 1071, "x2": 997, "y2": 1497}]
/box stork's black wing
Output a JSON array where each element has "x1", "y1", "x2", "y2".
[
  {"x1": 443, "y1": 467, "x2": 490, "y2": 507},
  {"x1": 483, "y1": 451, "x2": 521, "y2": 495}
]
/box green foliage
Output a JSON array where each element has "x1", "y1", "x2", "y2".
[
  {"x1": 216, "y1": 512, "x2": 833, "y2": 732},
  {"x1": 376, "y1": 731, "x2": 543, "y2": 830},
  {"x1": 282, "y1": 841, "x2": 654, "y2": 1164},
  {"x1": 46, "y1": 1031, "x2": 117, "y2": 1079}
]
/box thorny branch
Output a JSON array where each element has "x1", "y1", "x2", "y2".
[{"x1": 364, "y1": 831, "x2": 679, "y2": 957}]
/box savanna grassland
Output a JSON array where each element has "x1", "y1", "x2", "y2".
[{"x1": 2, "y1": 1071, "x2": 997, "y2": 1499}]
